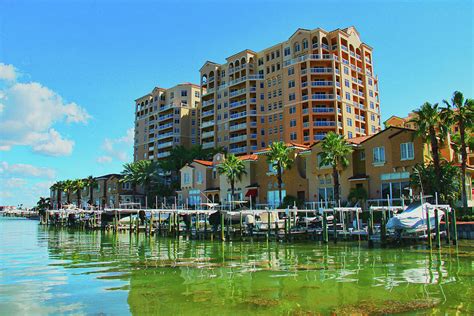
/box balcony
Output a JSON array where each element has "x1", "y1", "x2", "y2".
[
  {"x1": 230, "y1": 100, "x2": 247, "y2": 109},
  {"x1": 314, "y1": 134, "x2": 326, "y2": 141},
  {"x1": 304, "y1": 136, "x2": 310, "y2": 142},
  {"x1": 230, "y1": 123, "x2": 247, "y2": 131},
  {"x1": 321, "y1": 43, "x2": 329, "y2": 50},
  {"x1": 202, "y1": 120, "x2": 215, "y2": 128},
  {"x1": 202, "y1": 99, "x2": 215, "y2": 107},
  {"x1": 157, "y1": 151, "x2": 171, "y2": 158},
  {"x1": 229, "y1": 134, "x2": 247, "y2": 143},
  {"x1": 230, "y1": 111, "x2": 248, "y2": 120},
  {"x1": 302, "y1": 108, "x2": 309, "y2": 114},
  {"x1": 157, "y1": 141, "x2": 173, "y2": 149},
  {"x1": 159, "y1": 104, "x2": 172, "y2": 112},
  {"x1": 209, "y1": 76, "x2": 215, "y2": 82},
  {"x1": 148, "y1": 146, "x2": 154, "y2": 151},
  {"x1": 203, "y1": 88, "x2": 215, "y2": 96},
  {"x1": 229, "y1": 147, "x2": 247, "y2": 154},
  {"x1": 341, "y1": 45, "x2": 348, "y2": 52},
  {"x1": 229, "y1": 88, "x2": 247, "y2": 97},
  {"x1": 158, "y1": 123, "x2": 173, "y2": 130},
  {"x1": 202, "y1": 109, "x2": 214, "y2": 118},
  {"x1": 284, "y1": 54, "x2": 337, "y2": 67},
  {"x1": 229, "y1": 75, "x2": 264, "y2": 87},
  {"x1": 158, "y1": 114, "x2": 173, "y2": 121},
  {"x1": 312, "y1": 107, "x2": 335, "y2": 113},
  {"x1": 201, "y1": 131, "x2": 214, "y2": 139},
  {"x1": 350, "y1": 51, "x2": 355, "y2": 57},
  {"x1": 312, "y1": 43, "x2": 319, "y2": 49},
  {"x1": 202, "y1": 142, "x2": 214, "y2": 149},
  {"x1": 302, "y1": 94, "x2": 335, "y2": 101},
  {"x1": 302, "y1": 81, "x2": 334, "y2": 88},
  {"x1": 249, "y1": 133, "x2": 257, "y2": 139},
  {"x1": 314, "y1": 121, "x2": 336, "y2": 127},
  {"x1": 157, "y1": 132, "x2": 173, "y2": 140},
  {"x1": 301, "y1": 67, "x2": 334, "y2": 75}
]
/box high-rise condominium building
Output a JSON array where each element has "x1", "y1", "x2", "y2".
[
  {"x1": 134, "y1": 83, "x2": 202, "y2": 161},
  {"x1": 199, "y1": 26, "x2": 381, "y2": 155}
]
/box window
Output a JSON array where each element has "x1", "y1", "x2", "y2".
[
  {"x1": 317, "y1": 153, "x2": 331, "y2": 168},
  {"x1": 348, "y1": 131, "x2": 353, "y2": 138},
  {"x1": 181, "y1": 90, "x2": 187, "y2": 97},
  {"x1": 368, "y1": 78, "x2": 373, "y2": 86},
  {"x1": 183, "y1": 173, "x2": 191, "y2": 185},
  {"x1": 345, "y1": 92, "x2": 350, "y2": 100},
  {"x1": 344, "y1": 67, "x2": 349, "y2": 75},
  {"x1": 373, "y1": 146, "x2": 385, "y2": 164},
  {"x1": 288, "y1": 67, "x2": 294, "y2": 75},
  {"x1": 290, "y1": 119, "x2": 296, "y2": 127},
  {"x1": 289, "y1": 93, "x2": 296, "y2": 101},
  {"x1": 294, "y1": 42, "x2": 300, "y2": 52},
  {"x1": 267, "y1": 190, "x2": 286, "y2": 207},
  {"x1": 345, "y1": 79, "x2": 350, "y2": 87},
  {"x1": 194, "y1": 91, "x2": 200, "y2": 97},
  {"x1": 303, "y1": 39, "x2": 308, "y2": 49},
  {"x1": 284, "y1": 47, "x2": 291, "y2": 56},
  {"x1": 288, "y1": 80, "x2": 295, "y2": 88},
  {"x1": 346, "y1": 105, "x2": 351, "y2": 113},
  {"x1": 196, "y1": 171, "x2": 203, "y2": 184},
  {"x1": 347, "y1": 118, "x2": 352, "y2": 126},
  {"x1": 289, "y1": 106, "x2": 296, "y2": 114},
  {"x1": 400, "y1": 142, "x2": 414, "y2": 160},
  {"x1": 290, "y1": 132, "x2": 297, "y2": 140}
]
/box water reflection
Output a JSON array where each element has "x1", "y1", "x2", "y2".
[{"x1": 0, "y1": 218, "x2": 473, "y2": 315}]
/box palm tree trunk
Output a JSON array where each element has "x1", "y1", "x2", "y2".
[
  {"x1": 230, "y1": 180, "x2": 235, "y2": 212},
  {"x1": 277, "y1": 165, "x2": 283, "y2": 208},
  {"x1": 429, "y1": 127, "x2": 441, "y2": 196},
  {"x1": 333, "y1": 166, "x2": 340, "y2": 203},
  {"x1": 460, "y1": 121, "x2": 468, "y2": 211}
]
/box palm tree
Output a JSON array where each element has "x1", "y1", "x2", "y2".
[
  {"x1": 121, "y1": 160, "x2": 160, "y2": 205},
  {"x1": 50, "y1": 181, "x2": 65, "y2": 208},
  {"x1": 217, "y1": 154, "x2": 247, "y2": 202},
  {"x1": 36, "y1": 197, "x2": 51, "y2": 220},
  {"x1": 443, "y1": 91, "x2": 474, "y2": 211},
  {"x1": 266, "y1": 142, "x2": 294, "y2": 207},
  {"x1": 319, "y1": 132, "x2": 353, "y2": 203},
  {"x1": 84, "y1": 175, "x2": 98, "y2": 206},
  {"x1": 74, "y1": 179, "x2": 86, "y2": 208},
  {"x1": 410, "y1": 102, "x2": 448, "y2": 194},
  {"x1": 63, "y1": 180, "x2": 75, "y2": 204}
]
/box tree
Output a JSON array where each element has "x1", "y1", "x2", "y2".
[
  {"x1": 409, "y1": 102, "x2": 448, "y2": 195},
  {"x1": 443, "y1": 91, "x2": 474, "y2": 211},
  {"x1": 50, "y1": 181, "x2": 65, "y2": 208},
  {"x1": 36, "y1": 197, "x2": 51, "y2": 219},
  {"x1": 121, "y1": 160, "x2": 160, "y2": 205},
  {"x1": 348, "y1": 187, "x2": 368, "y2": 207},
  {"x1": 266, "y1": 142, "x2": 294, "y2": 207},
  {"x1": 74, "y1": 179, "x2": 86, "y2": 208},
  {"x1": 84, "y1": 175, "x2": 98, "y2": 206},
  {"x1": 63, "y1": 180, "x2": 75, "y2": 204},
  {"x1": 319, "y1": 132, "x2": 353, "y2": 203},
  {"x1": 217, "y1": 154, "x2": 247, "y2": 203},
  {"x1": 410, "y1": 162, "x2": 461, "y2": 206}
]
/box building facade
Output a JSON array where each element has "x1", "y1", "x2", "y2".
[
  {"x1": 134, "y1": 83, "x2": 202, "y2": 161},
  {"x1": 199, "y1": 26, "x2": 381, "y2": 156}
]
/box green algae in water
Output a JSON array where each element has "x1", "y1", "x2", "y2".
[{"x1": 0, "y1": 217, "x2": 473, "y2": 315}]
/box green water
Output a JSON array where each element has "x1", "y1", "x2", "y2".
[{"x1": 0, "y1": 217, "x2": 473, "y2": 315}]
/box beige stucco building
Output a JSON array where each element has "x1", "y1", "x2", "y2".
[
  {"x1": 199, "y1": 26, "x2": 381, "y2": 156},
  {"x1": 134, "y1": 83, "x2": 202, "y2": 161}
]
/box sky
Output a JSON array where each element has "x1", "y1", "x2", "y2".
[{"x1": 0, "y1": 0, "x2": 472, "y2": 207}]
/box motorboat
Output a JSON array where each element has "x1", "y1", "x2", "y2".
[{"x1": 387, "y1": 201, "x2": 444, "y2": 234}]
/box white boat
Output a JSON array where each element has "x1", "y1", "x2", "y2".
[{"x1": 387, "y1": 202, "x2": 444, "y2": 234}]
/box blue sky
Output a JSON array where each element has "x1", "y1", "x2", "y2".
[{"x1": 0, "y1": 0, "x2": 472, "y2": 207}]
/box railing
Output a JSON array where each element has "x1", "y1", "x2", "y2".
[
  {"x1": 229, "y1": 134, "x2": 247, "y2": 143},
  {"x1": 202, "y1": 99, "x2": 215, "y2": 107},
  {"x1": 302, "y1": 94, "x2": 335, "y2": 101},
  {"x1": 202, "y1": 142, "x2": 214, "y2": 149},
  {"x1": 157, "y1": 151, "x2": 171, "y2": 158},
  {"x1": 229, "y1": 75, "x2": 264, "y2": 86},
  {"x1": 158, "y1": 123, "x2": 173, "y2": 130},
  {"x1": 230, "y1": 123, "x2": 247, "y2": 131},
  {"x1": 301, "y1": 67, "x2": 334, "y2": 75},
  {"x1": 314, "y1": 121, "x2": 336, "y2": 127},
  {"x1": 229, "y1": 88, "x2": 246, "y2": 97},
  {"x1": 341, "y1": 45, "x2": 348, "y2": 52},
  {"x1": 202, "y1": 120, "x2": 215, "y2": 128},
  {"x1": 313, "y1": 107, "x2": 335, "y2": 113},
  {"x1": 229, "y1": 147, "x2": 247, "y2": 154},
  {"x1": 201, "y1": 131, "x2": 214, "y2": 139},
  {"x1": 159, "y1": 104, "x2": 173, "y2": 112},
  {"x1": 157, "y1": 141, "x2": 173, "y2": 149},
  {"x1": 157, "y1": 132, "x2": 173, "y2": 140},
  {"x1": 158, "y1": 114, "x2": 173, "y2": 121},
  {"x1": 230, "y1": 111, "x2": 247, "y2": 120},
  {"x1": 203, "y1": 88, "x2": 215, "y2": 95},
  {"x1": 230, "y1": 100, "x2": 247, "y2": 109},
  {"x1": 201, "y1": 110, "x2": 214, "y2": 117},
  {"x1": 302, "y1": 81, "x2": 334, "y2": 87},
  {"x1": 314, "y1": 134, "x2": 327, "y2": 140},
  {"x1": 312, "y1": 43, "x2": 319, "y2": 49}
]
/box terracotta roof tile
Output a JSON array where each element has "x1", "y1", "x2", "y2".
[{"x1": 193, "y1": 159, "x2": 213, "y2": 166}]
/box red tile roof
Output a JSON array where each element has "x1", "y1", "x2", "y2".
[
  {"x1": 238, "y1": 154, "x2": 258, "y2": 161},
  {"x1": 347, "y1": 135, "x2": 373, "y2": 144},
  {"x1": 193, "y1": 159, "x2": 213, "y2": 166}
]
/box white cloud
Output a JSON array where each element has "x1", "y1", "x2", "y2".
[
  {"x1": 97, "y1": 128, "x2": 134, "y2": 163},
  {"x1": 0, "y1": 63, "x2": 18, "y2": 81},
  {"x1": 0, "y1": 64, "x2": 90, "y2": 156},
  {"x1": 31, "y1": 129, "x2": 74, "y2": 156},
  {"x1": 0, "y1": 162, "x2": 56, "y2": 179},
  {"x1": 4, "y1": 177, "x2": 28, "y2": 188},
  {"x1": 97, "y1": 156, "x2": 112, "y2": 164}
]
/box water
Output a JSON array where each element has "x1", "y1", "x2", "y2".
[{"x1": 0, "y1": 217, "x2": 473, "y2": 315}]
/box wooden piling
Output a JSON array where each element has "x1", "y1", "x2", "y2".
[
  {"x1": 333, "y1": 210, "x2": 337, "y2": 244},
  {"x1": 425, "y1": 205, "x2": 432, "y2": 249},
  {"x1": 323, "y1": 211, "x2": 328, "y2": 243},
  {"x1": 368, "y1": 209, "x2": 374, "y2": 248},
  {"x1": 220, "y1": 211, "x2": 225, "y2": 241},
  {"x1": 451, "y1": 208, "x2": 458, "y2": 245},
  {"x1": 434, "y1": 208, "x2": 441, "y2": 249}
]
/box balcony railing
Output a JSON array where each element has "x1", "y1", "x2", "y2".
[
  {"x1": 157, "y1": 141, "x2": 173, "y2": 149},
  {"x1": 202, "y1": 109, "x2": 214, "y2": 117},
  {"x1": 202, "y1": 99, "x2": 215, "y2": 107},
  {"x1": 302, "y1": 81, "x2": 334, "y2": 88},
  {"x1": 341, "y1": 45, "x2": 348, "y2": 52},
  {"x1": 229, "y1": 134, "x2": 247, "y2": 143},
  {"x1": 230, "y1": 100, "x2": 247, "y2": 109},
  {"x1": 230, "y1": 123, "x2": 247, "y2": 131},
  {"x1": 284, "y1": 54, "x2": 338, "y2": 67},
  {"x1": 202, "y1": 142, "x2": 214, "y2": 149},
  {"x1": 159, "y1": 104, "x2": 173, "y2": 112},
  {"x1": 229, "y1": 88, "x2": 247, "y2": 97},
  {"x1": 158, "y1": 123, "x2": 173, "y2": 130},
  {"x1": 314, "y1": 134, "x2": 327, "y2": 140},
  {"x1": 202, "y1": 120, "x2": 215, "y2": 128},
  {"x1": 157, "y1": 132, "x2": 173, "y2": 140},
  {"x1": 157, "y1": 151, "x2": 171, "y2": 158},
  {"x1": 302, "y1": 94, "x2": 335, "y2": 101},
  {"x1": 314, "y1": 121, "x2": 336, "y2": 127},
  {"x1": 201, "y1": 131, "x2": 214, "y2": 139},
  {"x1": 312, "y1": 107, "x2": 335, "y2": 113},
  {"x1": 229, "y1": 147, "x2": 247, "y2": 154},
  {"x1": 158, "y1": 114, "x2": 173, "y2": 121},
  {"x1": 230, "y1": 111, "x2": 248, "y2": 120}
]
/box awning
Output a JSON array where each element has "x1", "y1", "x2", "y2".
[{"x1": 245, "y1": 189, "x2": 258, "y2": 197}]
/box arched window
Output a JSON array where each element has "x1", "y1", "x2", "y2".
[
  {"x1": 201, "y1": 74, "x2": 208, "y2": 85},
  {"x1": 294, "y1": 42, "x2": 300, "y2": 53},
  {"x1": 235, "y1": 60, "x2": 240, "y2": 67},
  {"x1": 241, "y1": 57, "x2": 246, "y2": 65},
  {"x1": 209, "y1": 71, "x2": 215, "y2": 81},
  {"x1": 312, "y1": 36, "x2": 318, "y2": 48},
  {"x1": 302, "y1": 39, "x2": 308, "y2": 49}
]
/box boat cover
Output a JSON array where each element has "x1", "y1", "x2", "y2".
[{"x1": 387, "y1": 202, "x2": 443, "y2": 232}]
